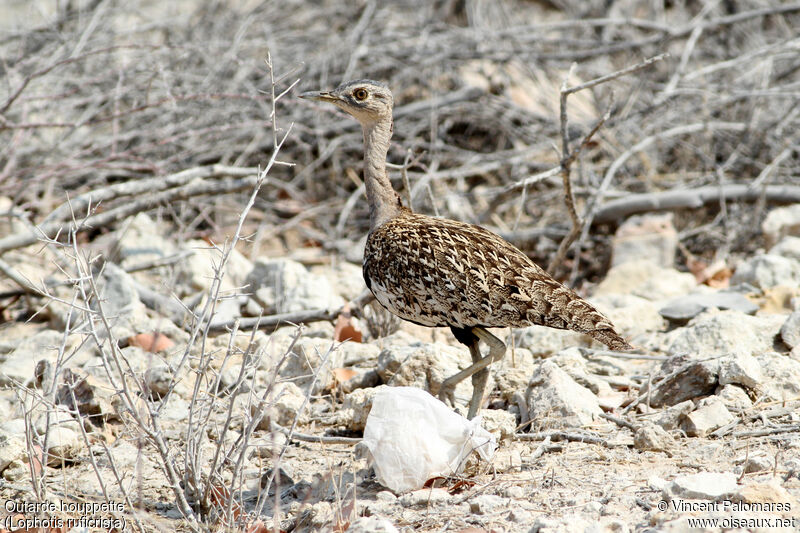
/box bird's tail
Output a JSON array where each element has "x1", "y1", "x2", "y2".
[
  {"x1": 546, "y1": 286, "x2": 633, "y2": 351},
  {"x1": 587, "y1": 326, "x2": 633, "y2": 351}
]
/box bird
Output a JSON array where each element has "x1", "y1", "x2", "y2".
[{"x1": 300, "y1": 80, "x2": 632, "y2": 419}]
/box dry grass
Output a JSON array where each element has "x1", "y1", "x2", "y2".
[
  {"x1": 1, "y1": 0, "x2": 798, "y2": 279},
  {"x1": 1, "y1": 1, "x2": 799, "y2": 530}
]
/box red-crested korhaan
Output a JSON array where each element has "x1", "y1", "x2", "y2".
[{"x1": 301, "y1": 80, "x2": 632, "y2": 419}]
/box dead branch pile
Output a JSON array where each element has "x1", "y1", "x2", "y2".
[{"x1": 1, "y1": 0, "x2": 798, "y2": 272}]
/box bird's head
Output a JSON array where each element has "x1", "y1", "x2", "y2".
[{"x1": 300, "y1": 79, "x2": 393, "y2": 126}]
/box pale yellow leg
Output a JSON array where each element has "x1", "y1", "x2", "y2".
[{"x1": 438, "y1": 327, "x2": 506, "y2": 419}]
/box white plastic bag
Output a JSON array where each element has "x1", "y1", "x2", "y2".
[{"x1": 362, "y1": 386, "x2": 497, "y2": 493}]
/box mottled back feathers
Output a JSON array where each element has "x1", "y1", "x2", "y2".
[{"x1": 364, "y1": 210, "x2": 631, "y2": 351}]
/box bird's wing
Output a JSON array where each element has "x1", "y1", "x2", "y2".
[{"x1": 364, "y1": 213, "x2": 631, "y2": 350}]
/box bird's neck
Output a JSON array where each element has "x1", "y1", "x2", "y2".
[{"x1": 363, "y1": 116, "x2": 404, "y2": 231}]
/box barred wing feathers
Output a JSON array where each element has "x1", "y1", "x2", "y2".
[{"x1": 363, "y1": 211, "x2": 631, "y2": 351}]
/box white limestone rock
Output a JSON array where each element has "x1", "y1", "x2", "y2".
[
  {"x1": 730, "y1": 253, "x2": 800, "y2": 290},
  {"x1": 681, "y1": 397, "x2": 734, "y2": 437},
  {"x1": 663, "y1": 472, "x2": 738, "y2": 501},
  {"x1": 668, "y1": 309, "x2": 784, "y2": 358},
  {"x1": 762, "y1": 204, "x2": 800, "y2": 246},
  {"x1": 594, "y1": 260, "x2": 696, "y2": 302},
  {"x1": 525, "y1": 361, "x2": 602, "y2": 428},
  {"x1": 246, "y1": 257, "x2": 344, "y2": 314}
]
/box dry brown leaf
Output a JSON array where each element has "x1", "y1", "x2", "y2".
[
  {"x1": 334, "y1": 304, "x2": 363, "y2": 343},
  {"x1": 332, "y1": 367, "x2": 358, "y2": 383},
  {"x1": 688, "y1": 258, "x2": 731, "y2": 287},
  {"x1": 208, "y1": 484, "x2": 244, "y2": 520},
  {"x1": 705, "y1": 267, "x2": 732, "y2": 288},
  {"x1": 30, "y1": 444, "x2": 44, "y2": 479},
  {"x1": 333, "y1": 496, "x2": 355, "y2": 533},
  {"x1": 128, "y1": 332, "x2": 175, "y2": 353}
]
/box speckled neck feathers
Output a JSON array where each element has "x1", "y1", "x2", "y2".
[{"x1": 362, "y1": 116, "x2": 405, "y2": 231}]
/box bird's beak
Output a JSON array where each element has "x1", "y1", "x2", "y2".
[{"x1": 299, "y1": 90, "x2": 339, "y2": 102}]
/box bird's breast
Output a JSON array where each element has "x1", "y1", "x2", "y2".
[{"x1": 362, "y1": 215, "x2": 530, "y2": 329}]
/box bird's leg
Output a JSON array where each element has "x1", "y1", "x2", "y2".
[
  {"x1": 468, "y1": 342, "x2": 489, "y2": 420},
  {"x1": 439, "y1": 327, "x2": 506, "y2": 419},
  {"x1": 438, "y1": 340, "x2": 481, "y2": 412}
]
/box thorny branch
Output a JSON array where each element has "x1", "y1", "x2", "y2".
[
  {"x1": 547, "y1": 53, "x2": 668, "y2": 274},
  {"x1": 0, "y1": 3, "x2": 797, "y2": 289},
  {"x1": 0, "y1": 3, "x2": 797, "y2": 531}
]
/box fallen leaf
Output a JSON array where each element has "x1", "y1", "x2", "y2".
[
  {"x1": 332, "y1": 368, "x2": 358, "y2": 383},
  {"x1": 128, "y1": 332, "x2": 174, "y2": 352},
  {"x1": 687, "y1": 257, "x2": 731, "y2": 288},
  {"x1": 334, "y1": 304, "x2": 363, "y2": 343},
  {"x1": 333, "y1": 495, "x2": 356, "y2": 533},
  {"x1": 208, "y1": 484, "x2": 243, "y2": 520},
  {"x1": 332, "y1": 521, "x2": 350, "y2": 533},
  {"x1": 30, "y1": 444, "x2": 44, "y2": 479}
]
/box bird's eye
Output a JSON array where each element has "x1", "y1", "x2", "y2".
[{"x1": 353, "y1": 88, "x2": 368, "y2": 101}]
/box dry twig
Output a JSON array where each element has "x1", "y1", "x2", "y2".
[{"x1": 548, "y1": 53, "x2": 668, "y2": 274}]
